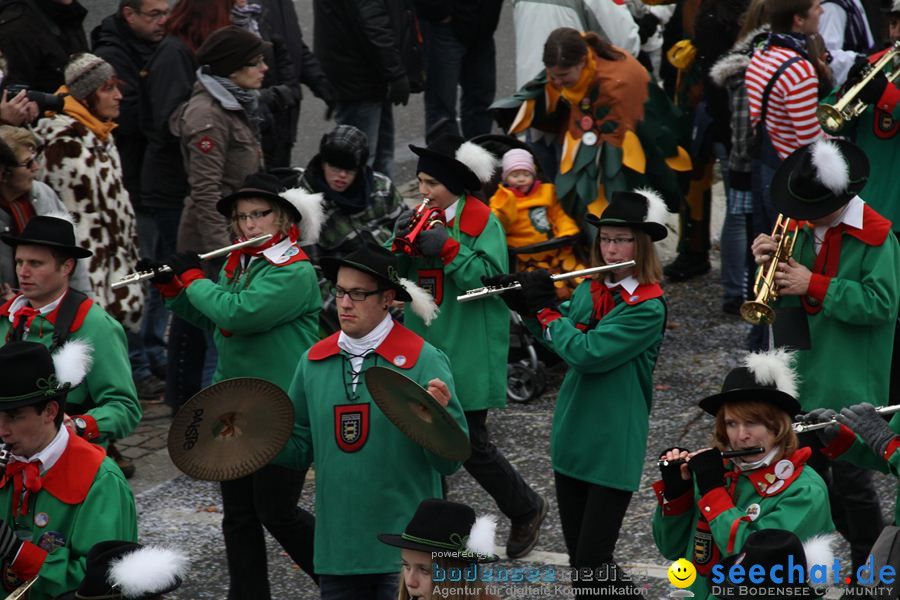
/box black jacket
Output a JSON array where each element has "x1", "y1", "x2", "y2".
[
  {"x1": 91, "y1": 13, "x2": 158, "y2": 209},
  {"x1": 260, "y1": 0, "x2": 330, "y2": 101},
  {"x1": 313, "y1": 0, "x2": 407, "y2": 103},
  {"x1": 414, "y1": 0, "x2": 503, "y2": 46},
  {"x1": 139, "y1": 35, "x2": 195, "y2": 209},
  {"x1": 0, "y1": 0, "x2": 87, "y2": 92}
]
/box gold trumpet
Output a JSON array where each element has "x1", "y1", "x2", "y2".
[
  {"x1": 817, "y1": 41, "x2": 900, "y2": 132},
  {"x1": 740, "y1": 214, "x2": 797, "y2": 325},
  {"x1": 4, "y1": 577, "x2": 37, "y2": 599}
]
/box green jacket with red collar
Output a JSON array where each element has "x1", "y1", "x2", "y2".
[
  {"x1": 0, "y1": 431, "x2": 137, "y2": 600},
  {"x1": 0, "y1": 293, "x2": 141, "y2": 444},
  {"x1": 652, "y1": 447, "x2": 834, "y2": 600},
  {"x1": 159, "y1": 238, "x2": 321, "y2": 469},
  {"x1": 393, "y1": 195, "x2": 510, "y2": 411},
  {"x1": 776, "y1": 206, "x2": 900, "y2": 412},
  {"x1": 525, "y1": 277, "x2": 666, "y2": 490},
  {"x1": 822, "y1": 49, "x2": 900, "y2": 230},
  {"x1": 286, "y1": 322, "x2": 468, "y2": 575}
]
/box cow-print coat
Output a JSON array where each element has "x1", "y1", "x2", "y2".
[{"x1": 35, "y1": 113, "x2": 143, "y2": 333}]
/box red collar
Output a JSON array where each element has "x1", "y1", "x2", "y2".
[
  {"x1": 0, "y1": 291, "x2": 92, "y2": 332},
  {"x1": 792, "y1": 205, "x2": 892, "y2": 247},
  {"x1": 0, "y1": 433, "x2": 105, "y2": 505},
  {"x1": 448, "y1": 195, "x2": 491, "y2": 237},
  {"x1": 741, "y1": 447, "x2": 811, "y2": 498},
  {"x1": 617, "y1": 281, "x2": 664, "y2": 305},
  {"x1": 307, "y1": 322, "x2": 424, "y2": 369}
]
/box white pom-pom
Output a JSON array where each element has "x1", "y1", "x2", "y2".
[
  {"x1": 455, "y1": 142, "x2": 499, "y2": 184},
  {"x1": 810, "y1": 139, "x2": 849, "y2": 194},
  {"x1": 802, "y1": 533, "x2": 837, "y2": 582},
  {"x1": 743, "y1": 348, "x2": 798, "y2": 398},
  {"x1": 52, "y1": 340, "x2": 93, "y2": 387},
  {"x1": 109, "y1": 546, "x2": 188, "y2": 598},
  {"x1": 465, "y1": 514, "x2": 497, "y2": 557},
  {"x1": 399, "y1": 277, "x2": 439, "y2": 326},
  {"x1": 281, "y1": 188, "x2": 325, "y2": 245}
]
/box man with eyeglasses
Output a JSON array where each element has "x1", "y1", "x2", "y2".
[
  {"x1": 0, "y1": 0, "x2": 88, "y2": 93},
  {"x1": 288, "y1": 242, "x2": 468, "y2": 599},
  {"x1": 91, "y1": 0, "x2": 171, "y2": 402}
]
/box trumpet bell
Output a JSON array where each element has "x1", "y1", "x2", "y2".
[
  {"x1": 740, "y1": 300, "x2": 775, "y2": 326},
  {"x1": 816, "y1": 104, "x2": 844, "y2": 132}
]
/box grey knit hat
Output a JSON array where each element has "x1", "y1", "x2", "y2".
[{"x1": 64, "y1": 53, "x2": 115, "y2": 101}]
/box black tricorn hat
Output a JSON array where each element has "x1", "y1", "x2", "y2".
[
  {"x1": 712, "y1": 529, "x2": 818, "y2": 600},
  {"x1": 771, "y1": 139, "x2": 869, "y2": 221},
  {"x1": 378, "y1": 498, "x2": 499, "y2": 563},
  {"x1": 586, "y1": 189, "x2": 669, "y2": 241},
  {"x1": 0, "y1": 341, "x2": 89, "y2": 410},
  {"x1": 217, "y1": 171, "x2": 303, "y2": 222},
  {"x1": 409, "y1": 134, "x2": 483, "y2": 194},
  {"x1": 698, "y1": 351, "x2": 801, "y2": 417},
  {"x1": 53, "y1": 540, "x2": 186, "y2": 600},
  {"x1": 319, "y1": 242, "x2": 412, "y2": 302},
  {"x1": 0, "y1": 215, "x2": 92, "y2": 258}
]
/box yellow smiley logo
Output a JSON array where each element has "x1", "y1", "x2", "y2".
[{"x1": 667, "y1": 558, "x2": 697, "y2": 588}]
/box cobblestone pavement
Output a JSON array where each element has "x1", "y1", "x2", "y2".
[{"x1": 124, "y1": 226, "x2": 899, "y2": 599}]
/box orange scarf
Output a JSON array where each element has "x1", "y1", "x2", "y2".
[
  {"x1": 53, "y1": 86, "x2": 118, "y2": 142},
  {"x1": 559, "y1": 48, "x2": 598, "y2": 107}
]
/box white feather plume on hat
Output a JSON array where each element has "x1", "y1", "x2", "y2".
[
  {"x1": 399, "y1": 277, "x2": 440, "y2": 326},
  {"x1": 41, "y1": 209, "x2": 77, "y2": 226},
  {"x1": 465, "y1": 514, "x2": 497, "y2": 557},
  {"x1": 635, "y1": 187, "x2": 677, "y2": 236},
  {"x1": 51, "y1": 340, "x2": 92, "y2": 388},
  {"x1": 810, "y1": 139, "x2": 849, "y2": 194},
  {"x1": 892, "y1": 0, "x2": 900, "y2": 13},
  {"x1": 743, "y1": 348, "x2": 799, "y2": 398},
  {"x1": 108, "y1": 546, "x2": 188, "y2": 598},
  {"x1": 802, "y1": 533, "x2": 837, "y2": 582},
  {"x1": 455, "y1": 142, "x2": 499, "y2": 184},
  {"x1": 280, "y1": 188, "x2": 325, "y2": 245}
]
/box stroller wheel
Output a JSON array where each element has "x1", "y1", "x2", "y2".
[{"x1": 507, "y1": 360, "x2": 546, "y2": 403}]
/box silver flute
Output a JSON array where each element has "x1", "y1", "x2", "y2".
[
  {"x1": 111, "y1": 234, "x2": 274, "y2": 290},
  {"x1": 793, "y1": 404, "x2": 900, "y2": 433},
  {"x1": 457, "y1": 260, "x2": 637, "y2": 303}
]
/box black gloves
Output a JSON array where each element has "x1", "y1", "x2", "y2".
[
  {"x1": 416, "y1": 227, "x2": 450, "y2": 257},
  {"x1": 167, "y1": 252, "x2": 202, "y2": 277},
  {"x1": 688, "y1": 448, "x2": 726, "y2": 496},
  {"x1": 260, "y1": 84, "x2": 298, "y2": 111},
  {"x1": 392, "y1": 213, "x2": 413, "y2": 240},
  {"x1": 388, "y1": 75, "x2": 410, "y2": 106},
  {"x1": 846, "y1": 54, "x2": 870, "y2": 88},
  {"x1": 0, "y1": 520, "x2": 22, "y2": 563},
  {"x1": 637, "y1": 12, "x2": 660, "y2": 44},
  {"x1": 858, "y1": 70, "x2": 889, "y2": 105},
  {"x1": 837, "y1": 403, "x2": 897, "y2": 457},
  {"x1": 482, "y1": 273, "x2": 528, "y2": 315},
  {"x1": 658, "y1": 447, "x2": 691, "y2": 501},
  {"x1": 798, "y1": 408, "x2": 840, "y2": 445},
  {"x1": 521, "y1": 269, "x2": 558, "y2": 314},
  {"x1": 136, "y1": 258, "x2": 174, "y2": 285}
]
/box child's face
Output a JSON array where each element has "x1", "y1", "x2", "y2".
[{"x1": 505, "y1": 169, "x2": 535, "y2": 193}]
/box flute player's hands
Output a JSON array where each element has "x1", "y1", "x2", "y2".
[
  {"x1": 687, "y1": 448, "x2": 726, "y2": 496},
  {"x1": 798, "y1": 408, "x2": 840, "y2": 445},
  {"x1": 136, "y1": 258, "x2": 174, "y2": 285},
  {"x1": 658, "y1": 447, "x2": 691, "y2": 500},
  {"x1": 837, "y1": 403, "x2": 897, "y2": 458}
]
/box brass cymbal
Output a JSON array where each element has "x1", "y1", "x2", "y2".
[
  {"x1": 167, "y1": 378, "x2": 294, "y2": 481},
  {"x1": 364, "y1": 366, "x2": 470, "y2": 462}
]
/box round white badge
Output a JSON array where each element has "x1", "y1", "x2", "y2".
[
  {"x1": 745, "y1": 503, "x2": 761, "y2": 522},
  {"x1": 766, "y1": 480, "x2": 785, "y2": 495},
  {"x1": 582, "y1": 131, "x2": 598, "y2": 146},
  {"x1": 393, "y1": 355, "x2": 407, "y2": 367},
  {"x1": 34, "y1": 512, "x2": 49, "y2": 528},
  {"x1": 774, "y1": 459, "x2": 794, "y2": 480}
]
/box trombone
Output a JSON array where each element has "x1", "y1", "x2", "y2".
[
  {"x1": 111, "y1": 234, "x2": 274, "y2": 289},
  {"x1": 740, "y1": 214, "x2": 797, "y2": 325},
  {"x1": 457, "y1": 261, "x2": 636, "y2": 303},
  {"x1": 818, "y1": 41, "x2": 900, "y2": 131}
]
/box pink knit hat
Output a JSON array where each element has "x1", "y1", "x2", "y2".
[{"x1": 501, "y1": 149, "x2": 535, "y2": 180}]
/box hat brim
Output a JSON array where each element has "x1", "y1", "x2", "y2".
[
  {"x1": 698, "y1": 388, "x2": 801, "y2": 417},
  {"x1": 409, "y1": 145, "x2": 482, "y2": 191},
  {"x1": 0, "y1": 390, "x2": 68, "y2": 411},
  {"x1": 585, "y1": 214, "x2": 668, "y2": 242},
  {"x1": 319, "y1": 256, "x2": 412, "y2": 302},
  {"x1": 377, "y1": 533, "x2": 499, "y2": 563},
  {"x1": 771, "y1": 140, "x2": 869, "y2": 221},
  {"x1": 216, "y1": 189, "x2": 302, "y2": 222},
  {"x1": 0, "y1": 234, "x2": 93, "y2": 258}
]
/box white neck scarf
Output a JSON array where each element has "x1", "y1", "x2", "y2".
[{"x1": 337, "y1": 313, "x2": 394, "y2": 391}]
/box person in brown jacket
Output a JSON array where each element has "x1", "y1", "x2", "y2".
[{"x1": 170, "y1": 25, "x2": 269, "y2": 257}]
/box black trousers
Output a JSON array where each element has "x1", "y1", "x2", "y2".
[
  {"x1": 554, "y1": 471, "x2": 635, "y2": 596},
  {"x1": 802, "y1": 432, "x2": 884, "y2": 571},
  {"x1": 462, "y1": 409, "x2": 541, "y2": 522},
  {"x1": 221, "y1": 464, "x2": 316, "y2": 599}
]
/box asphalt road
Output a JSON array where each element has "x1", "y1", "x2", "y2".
[{"x1": 84, "y1": 0, "x2": 519, "y2": 184}]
